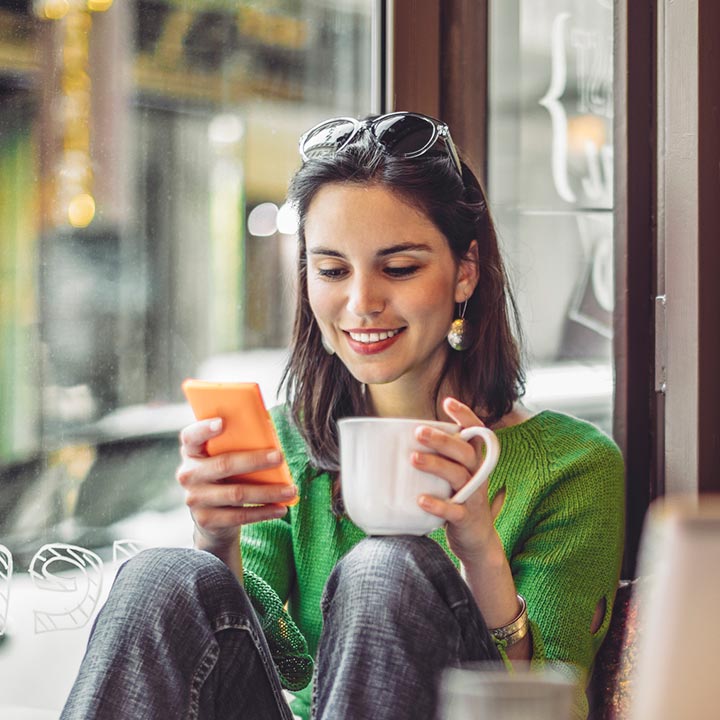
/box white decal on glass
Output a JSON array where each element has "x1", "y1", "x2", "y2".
[
  {"x1": 0, "y1": 545, "x2": 12, "y2": 636},
  {"x1": 113, "y1": 539, "x2": 148, "y2": 564},
  {"x1": 567, "y1": 213, "x2": 614, "y2": 337},
  {"x1": 29, "y1": 543, "x2": 103, "y2": 634},
  {"x1": 539, "y1": 12, "x2": 576, "y2": 203}
]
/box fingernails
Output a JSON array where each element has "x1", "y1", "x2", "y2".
[
  {"x1": 417, "y1": 426, "x2": 432, "y2": 441},
  {"x1": 209, "y1": 418, "x2": 222, "y2": 432},
  {"x1": 272, "y1": 506, "x2": 288, "y2": 518},
  {"x1": 418, "y1": 495, "x2": 432, "y2": 509},
  {"x1": 446, "y1": 398, "x2": 460, "y2": 410},
  {"x1": 413, "y1": 451, "x2": 426, "y2": 466},
  {"x1": 280, "y1": 484, "x2": 297, "y2": 498},
  {"x1": 267, "y1": 450, "x2": 282, "y2": 463}
]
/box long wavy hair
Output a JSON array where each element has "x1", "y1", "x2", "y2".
[{"x1": 281, "y1": 125, "x2": 525, "y2": 478}]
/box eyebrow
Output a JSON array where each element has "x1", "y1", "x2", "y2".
[{"x1": 308, "y1": 242, "x2": 434, "y2": 258}]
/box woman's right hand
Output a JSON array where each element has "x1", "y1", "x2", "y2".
[{"x1": 176, "y1": 417, "x2": 297, "y2": 550}]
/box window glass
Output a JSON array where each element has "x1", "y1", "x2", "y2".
[
  {"x1": 488, "y1": 0, "x2": 614, "y2": 433},
  {"x1": 0, "y1": 0, "x2": 374, "y2": 712}
]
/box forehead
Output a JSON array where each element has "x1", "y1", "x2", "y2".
[{"x1": 304, "y1": 183, "x2": 445, "y2": 247}]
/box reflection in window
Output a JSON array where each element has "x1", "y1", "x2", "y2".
[
  {"x1": 0, "y1": 3, "x2": 374, "y2": 710},
  {"x1": 0, "y1": 0, "x2": 374, "y2": 457},
  {"x1": 488, "y1": 0, "x2": 614, "y2": 432}
]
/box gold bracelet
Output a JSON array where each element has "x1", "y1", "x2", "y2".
[{"x1": 490, "y1": 594, "x2": 529, "y2": 647}]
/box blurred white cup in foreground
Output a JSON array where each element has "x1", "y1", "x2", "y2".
[{"x1": 439, "y1": 664, "x2": 575, "y2": 720}]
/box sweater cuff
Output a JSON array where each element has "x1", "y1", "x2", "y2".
[{"x1": 243, "y1": 568, "x2": 314, "y2": 691}]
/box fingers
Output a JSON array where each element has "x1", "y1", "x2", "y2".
[
  {"x1": 177, "y1": 447, "x2": 284, "y2": 487},
  {"x1": 185, "y1": 475, "x2": 296, "y2": 536},
  {"x1": 412, "y1": 420, "x2": 476, "y2": 493},
  {"x1": 414, "y1": 424, "x2": 475, "y2": 470},
  {"x1": 176, "y1": 427, "x2": 296, "y2": 537},
  {"x1": 411, "y1": 396, "x2": 491, "y2": 489},
  {"x1": 192, "y1": 503, "x2": 289, "y2": 533},
  {"x1": 442, "y1": 396, "x2": 485, "y2": 428},
  {"x1": 418, "y1": 493, "x2": 469, "y2": 526},
  {"x1": 412, "y1": 396, "x2": 492, "y2": 532},
  {"x1": 180, "y1": 418, "x2": 223, "y2": 459},
  {"x1": 185, "y1": 479, "x2": 297, "y2": 511}
]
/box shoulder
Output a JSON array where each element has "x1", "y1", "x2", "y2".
[
  {"x1": 524, "y1": 410, "x2": 622, "y2": 465},
  {"x1": 500, "y1": 410, "x2": 624, "y2": 500},
  {"x1": 519, "y1": 410, "x2": 625, "y2": 507}
]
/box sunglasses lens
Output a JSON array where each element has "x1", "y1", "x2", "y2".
[
  {"x1": 302, "y1": 119, "x2": 357, "y2": 159},
  {"x1": 372, "y1": 114, "x2": 435, "y2": 156}
]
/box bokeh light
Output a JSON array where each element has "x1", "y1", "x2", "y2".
[
  {"x1": 277, "y1": 202, "x2": 299, "y2": 235},
  {"x1": 247, "y1": 203, "x2": 278, "y2": 237},
  {"x1": 68, "y1": 193, "x2": 96, "y2": 228},
  {"x1": 41, "y1": 0, "x2": 70, "y2": 20}
]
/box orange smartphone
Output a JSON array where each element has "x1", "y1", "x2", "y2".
[{"x1": 181, "y1": 379, "x2": 297, "y2": 505}]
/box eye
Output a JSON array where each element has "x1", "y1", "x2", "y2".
[
  {"x1": 384, "y1": 265, "x2": 420, "y2": 278},
  {"x1": 316, "y1": 266, "x2": 348, "y2": 280}
]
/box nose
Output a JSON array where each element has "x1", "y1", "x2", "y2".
[{"x1": 347, "y1": 272, "x2": 385, "y2": 318}]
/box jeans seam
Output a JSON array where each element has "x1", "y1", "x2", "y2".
[
  {"x1": 187, "y1": 641, "x2": 219, "y2": 720},
  {"x1": 208, "y1": 613, "x2": 291, "y2": 715}
]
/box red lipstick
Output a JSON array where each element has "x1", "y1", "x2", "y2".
[{"x1": 344, "y1": 328, "x2": 405, "y2": 355}]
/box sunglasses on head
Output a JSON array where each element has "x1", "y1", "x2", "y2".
[{"x1": 298, "y1": 111, "x2": 463, "y2": 176}]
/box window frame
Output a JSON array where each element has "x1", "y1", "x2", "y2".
[{"x1": 387, "y1": 0, "x2": 661, "y2": 575}]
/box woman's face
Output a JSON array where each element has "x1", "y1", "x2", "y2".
[{"x1": 304, "y1": 183, "x2": 477, "y2": 395}]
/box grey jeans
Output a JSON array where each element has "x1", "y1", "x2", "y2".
[{"x1": 60, "y1": 536, "x2": 501, "y2": 720}]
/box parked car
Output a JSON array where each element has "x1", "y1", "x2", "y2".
[{"x1": 0, "y1": 349, "x2": 612, "y2": 718}]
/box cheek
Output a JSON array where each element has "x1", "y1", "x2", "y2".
[
  {"x1": 307, "y1": 279, "x2": 334, "y2": 324},
  {"x1": 410, "y1": 280, "x2": 455, "y2": 323}
]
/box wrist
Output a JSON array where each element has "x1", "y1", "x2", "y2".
[
  {"x1": 489, "y1": 594, "x2": 529, "y2": 648},
  {"x1": 458, "y1": 526, "x2": 506, "y2": 570},
  {"x1": 193, "y1": 526, "x2": 244, "y2": 583},
  {"x1": 193, "y1": 525, "x2": 240, "y2": 554}
]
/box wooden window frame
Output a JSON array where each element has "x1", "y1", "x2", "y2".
[
  {"x1": 387, "y1": 0, "x2": 720, "y2": 573},
  {"x1": 660, "y1": 0, "x2": 720, "y2": 497}
]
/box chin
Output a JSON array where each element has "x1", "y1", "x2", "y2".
[{"x1": 345, "y1": 364, "x2": 403, "y2": 387}]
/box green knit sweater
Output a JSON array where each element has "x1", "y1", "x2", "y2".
[{"x1": 241, "y1": 408, "x2": 625, "y2": 720}]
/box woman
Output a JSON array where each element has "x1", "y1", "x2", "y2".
[{"x1": 61, "y1": 113, "x2": 624, "y2": 720}]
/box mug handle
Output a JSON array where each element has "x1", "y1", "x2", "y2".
[{"x1": 448, "y1": 426, "x2": 501, "y2": 504}]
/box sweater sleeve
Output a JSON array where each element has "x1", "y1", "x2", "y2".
[
  {"x1": 237, "y1": 405, "x2": 313, "y2": 691},
  {"x1": 512, "y1": 426, "x2": 625, "y2": 716},
  {"x1": 241, "y1": 516, "x2": 295, "y2": 602},
  {"x1": 241, "y1": 404, "x2": 304, "y2": 601}
]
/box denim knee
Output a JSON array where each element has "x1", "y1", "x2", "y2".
[
  {"x1": 115, "y1": 547, "x2": 223, "y2": 592},
  {"x1": 109, "y1": 547, "x2": 247, "y2": 621},
  {"x1": 335, "y1": 535, "x2": 444, "y2": 578},
  {"x1": 322, "y1": 536, "x2": 456, "y2": 615}
]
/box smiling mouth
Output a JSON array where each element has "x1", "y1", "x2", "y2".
[{"x1": 346, "y1": 328, "x2": 404, "y2": 344}]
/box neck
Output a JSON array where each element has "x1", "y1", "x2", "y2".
[
  {"x1": 367, "y1": 375, "x2": 457, "y2": 420},
  {"x1": 367, "y1": 385, "x2": 432, "y2": 419}
]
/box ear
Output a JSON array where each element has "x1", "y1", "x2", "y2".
[{"x1": 455, "y1": 240, "x2": 480, "y2": 303}]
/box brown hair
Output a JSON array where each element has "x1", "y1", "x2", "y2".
[{"x1": 281, "y1": 127, "x2": 525, "y2": 476}]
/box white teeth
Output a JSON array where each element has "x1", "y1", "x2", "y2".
[{"x1": 348, "y1": 329, "x2": 401, "y2": 343}]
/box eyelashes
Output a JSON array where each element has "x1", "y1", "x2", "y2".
[
  {"x1": 316, "y1": 267, "x2": 346, "y2": 279},
  {"x1": 315, "y1": 265, "x2": 421, "y2": 280},
  {"x1": 384, "y1": 265, "x2": 420, "y2": 278}
]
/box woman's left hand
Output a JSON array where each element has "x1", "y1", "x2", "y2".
[{"x1": 412, "y1": 397, "x2": 500, "y2": 563}]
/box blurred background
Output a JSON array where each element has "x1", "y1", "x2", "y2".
[
  {"x1": 0, "y1": 0, "x2": 613, "y2": 458},
  {"x1": 0, "y1": 0, "x2": 617, "y2": 715}
]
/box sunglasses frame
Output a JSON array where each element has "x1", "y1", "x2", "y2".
[{"x1": 298, "y1": 111, "x2": 463, "y2": 176}]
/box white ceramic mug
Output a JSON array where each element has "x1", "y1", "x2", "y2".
[{"x1": 338, "y1": 417, "x2": 500, "y2": 536}]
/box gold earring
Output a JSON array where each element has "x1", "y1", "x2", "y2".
[{"x1": 447, "y1": 300, "x2": 470, "y2": 351}]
